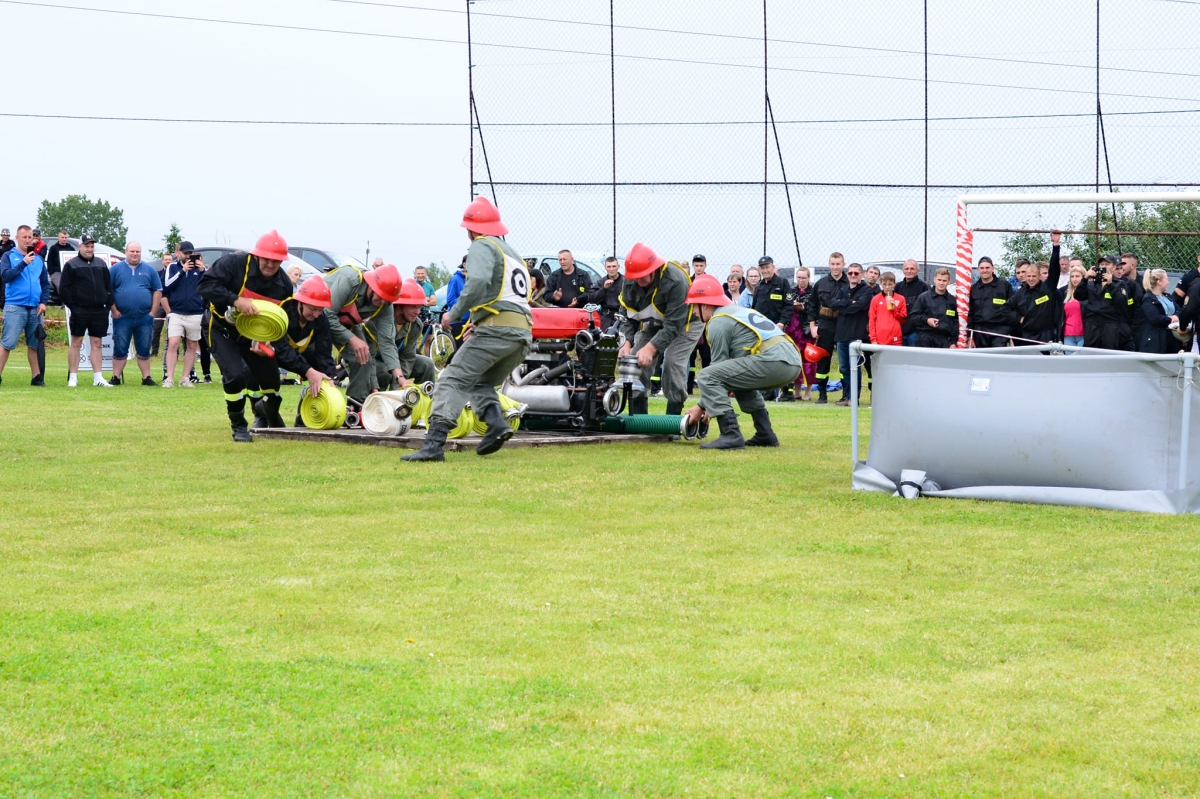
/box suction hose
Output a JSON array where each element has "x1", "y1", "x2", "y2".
[
  {"x1": 603, "y1": 414, "x2": 708, "y2": 440},
  {"x1": 299, "y1": 382, "x2": 348, "y2": 429},
  {"x1": 233, "y1": 300, "x2": 289, "y2": 343}
]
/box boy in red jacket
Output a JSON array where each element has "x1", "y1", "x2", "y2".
[{"x1": 868, "y1": 272, "x2": 907, "y2": 346}]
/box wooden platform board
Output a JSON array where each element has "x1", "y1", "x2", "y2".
[{"x1": 250, "y1": 427, "x2": 674, "y2": 450}]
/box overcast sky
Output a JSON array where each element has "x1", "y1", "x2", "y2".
[{"x1": 3, "y1": 0, "x2": 1198, "y2": 277}]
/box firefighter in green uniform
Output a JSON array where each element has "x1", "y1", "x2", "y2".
[
  {"x1": 616, "y1": 242, "x2": 700, "y2": 416},
  {"x1": 682, "y1": 274, "x2": 802, "y2": 450},
  {"x1": 402, "y1": 197, "x2": 533, "y2": 462},
  {"x1": 323, "y1": 262, "x2": 403, "y2": 404},
  {"x1": 375, "y1": 278, "x2": 438, "y2": 388}
]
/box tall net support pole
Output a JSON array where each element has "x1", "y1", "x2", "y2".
[{"x1": 954, "y1": 202, "x2": 973, "y2": 348}]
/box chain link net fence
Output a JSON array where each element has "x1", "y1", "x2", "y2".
[{"x1": 467, "y1": 0, "x2": 1200, "y2": 280}]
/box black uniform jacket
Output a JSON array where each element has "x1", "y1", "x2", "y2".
[
  {"x1": 968, "y1": 277, "x2": 1015, "y2": 335},
  {"x1": 829, "y1": 281, "x2": 872, "y2": 342},
  {"x1": 910, "y1": 289, "x2": 959, "y2": 345},
  {"x1": 752, "y1": 273, "x2": 794, "y2": 327}
]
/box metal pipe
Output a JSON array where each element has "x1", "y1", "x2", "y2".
[
  {"x1": 972, "y1": 228, "x2": 1200, "y2": 238},
  {"x1": 853, "y1": 342, "x2": 1193, "y2": 362},
  {"x1": 959, "y1": 191, "x2": 1200, "y2": 206},
  {"x1": 502, "y1": 384, "x2": 571, "y2": 413},
  {"x1": 1181, "y1": 352, "x2": 1194, "y2": 491},
  {"x1": 850, "y1": 341, "x2": 860, "y2": 466},
  {"x1": 511, "y1": 365, "x2": 549, "y2": 386},
  {"x1": 543, "y1": 361, "x2": 573, "y2": 382}
]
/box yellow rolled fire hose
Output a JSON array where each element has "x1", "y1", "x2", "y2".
[
  {"x1": 299, "y1": 382, "x2": 347, "y2": 429},
  {"x1": 233, "y1": 300, "x2": 289, "y2": 343},
  {"x1": 448, "y1": 407, "x2": 477, "y2": 439},
  {"x1": 470, "y1": 394, "x2": 524, "y2": 434}
]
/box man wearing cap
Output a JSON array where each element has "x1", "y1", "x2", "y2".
[
  {"x1": 199, "y1": 230, "x2": 301, "y2": 442},
  {"x1": 173, "y1": 242, "x2": 213, "y2": 383},
  {"x1": 616, "y1": 243, "x2": 700, "y2": 416},
  {"x1": 161, "y1": 242, "x2": 207, "y2": 387},
  {"x1": 967, "y1": 256, "x2": 1016, "y2": 348},
  {"x1": 545, "y1": 249, "x2": 592, "y2": 309},
  {"x1": 379, "y1": 278, "x2": 438, "y2": 390},
  {"x1": 29, "y1": 229, "x2": 47, "y2": 259},
  {"x1": 59, "y1": 234, "x2": 113, "y2": 387},
  {"x1": 751, "y1": 256, "x2": 795, "y2": 331},
  {"x1": 682, "y1": 274, "x2": 801, "y2": 450},
  {"x1": 1076, "y1": 252, "x2": 1130, "y2": 351},
  {"x1": 0, "y1": 225, "x2": 50, "y2": 387},
  {"x1": 273, "y1": 276, "x2": 337, "y2": 428},
  {"x1": 403, "y1": 197, "x2": 532, "y2": 462},
  {"x1": 323, "y1": 261, "x2": 403, "y2": 404}
]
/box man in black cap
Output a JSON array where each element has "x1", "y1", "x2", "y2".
[
  {"x1": 750, "y1": 255, "x2": 794, "y2": 399},
  {"x1": 170, "y1": 240, "x2": 213, "y2": 382},
  {"x1": 59, "y1": 234, "x2": 113, "y2": 387}
]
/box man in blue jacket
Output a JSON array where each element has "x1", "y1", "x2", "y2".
[{"x1": 0, "y1": 225, "x2": 50, "y2": 387}]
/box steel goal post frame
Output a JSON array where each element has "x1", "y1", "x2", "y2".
[{"x1": 953, "y1": 191, "x2": 1200, "y2": 348}]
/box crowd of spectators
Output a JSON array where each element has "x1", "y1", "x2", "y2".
[{"x1": 5, "y1": 226, "x2": 1200, "y2": 406}]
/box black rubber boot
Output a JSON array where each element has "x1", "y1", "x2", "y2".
[
  {"x1": 264, "y1": 394, "x2": 287, "y2": 428},
  {"x1": 777, "y1": 387, "x2": 796, "y2": 402},
  {"x1": 628, "y1": 395, "x2": 649, "y2": 415},
  {"x1": 228, "y1": 398, "x2": 253, "y2": 443},
  {"x1": 665, "y1": 399, "x2": 684, "y2": 416},
  {"x1": 745, "y1": 408, "x2": 780, "y2": 447},
  {"x1": 814, "y1": 380, "x2": 828, "y2": 405},
  {"x1": 835, "y1": 381, "x2": 853, "y2": 406},
  {"x1": 402, "y1": 421, "x2": 449, "y2": 462},
  {"x1": 250, "y1": 398, "x2": 269, "y2": 429},
  {"x1": 699, "y1": 411, "x2": 745, "y2": 450},
  {"x1": 476, "y1": 403, "x2": 514, "y2": 456}
]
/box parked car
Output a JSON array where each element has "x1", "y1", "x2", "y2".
[
  {"x1": 287, "y1": 247, "x2": 368, "y2": 273},
  {"x1": 861, "y1": 260, "x2": 968, "y2": 285}
]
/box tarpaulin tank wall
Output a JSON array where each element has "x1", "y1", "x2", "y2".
[{"x1": 848, "y1": 344, "x2": 1200, "y2": 514}]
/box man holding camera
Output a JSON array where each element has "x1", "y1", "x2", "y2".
[
  {"x1": 161, "y1": 246, "x2": 206, "y2": 387},
  {"x1": 0, "y1": 225, "x2": 50, "y2": 387},
  {"x1": 1076, "y1": 254, "x2": 1131, "y2": 351}
]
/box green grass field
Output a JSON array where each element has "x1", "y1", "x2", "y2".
[{"x1": 2, "y1": 346, "x2": 1199, "y2": 797}]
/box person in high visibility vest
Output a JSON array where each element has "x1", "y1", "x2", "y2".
[
  {"x1": 403, "y1": 197, "x2": 533, "y2": 462},
  {"x1": 376, "y1": 278, "x2": 437, "y2": 389},
  {"x1": 682, "y1": 274, "x2": 802, "y2": 450},
  {"x1": 198, "y1": 230, "x2": 318, "y2": 442},
  {"x1": 324, "y1": 262, "x2": 403, "y2": 403},
  {"x1": 280, "y1": 276, "x2": 338, "y2": 428},
  {"x1": 616, "y1": 242, "x2": 701, "y2": 416}
]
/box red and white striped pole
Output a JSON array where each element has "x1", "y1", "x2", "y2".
[{"x1": 954, "y1": 202, "x2": 973, "y2": 348}]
